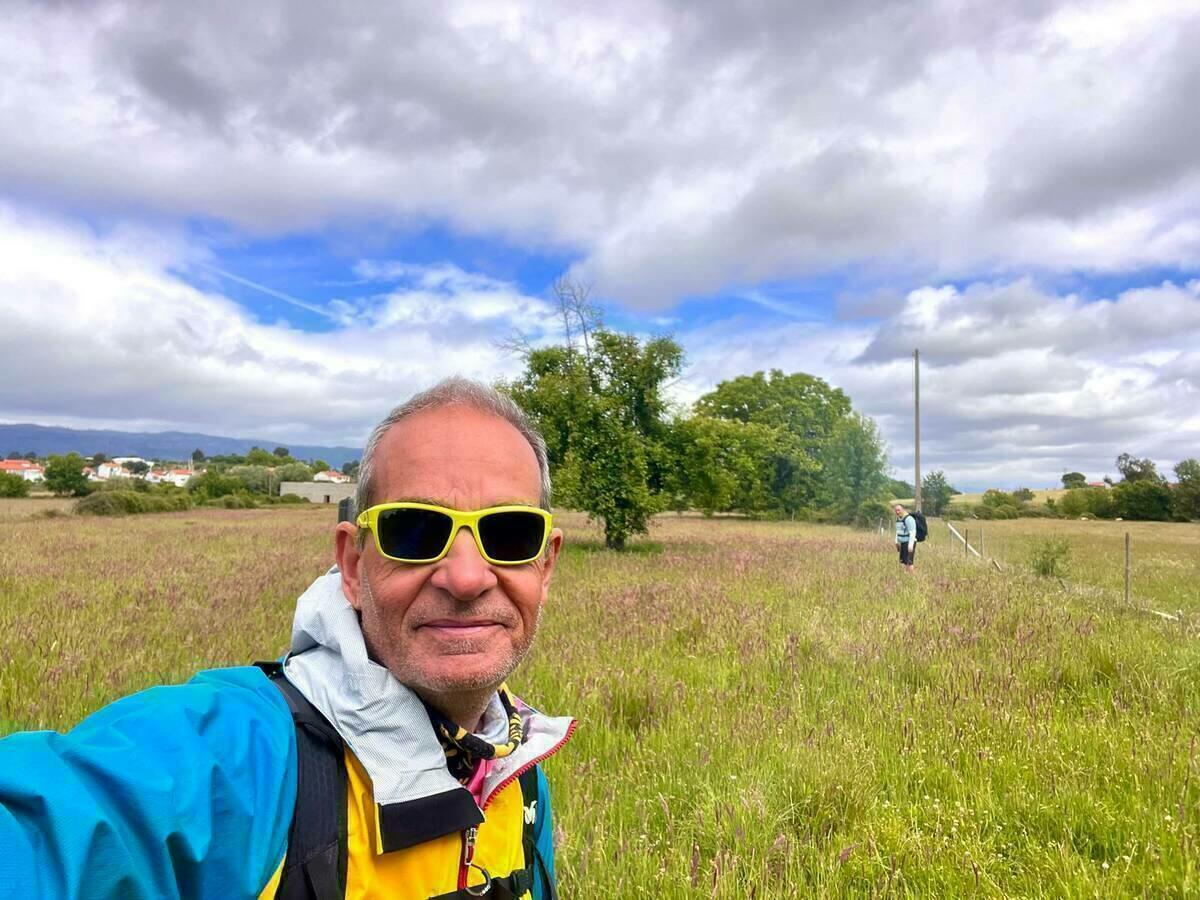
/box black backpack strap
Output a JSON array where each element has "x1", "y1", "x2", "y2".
[{"x1": 255, "y1": 661, "x2": 348, "y2": 900}]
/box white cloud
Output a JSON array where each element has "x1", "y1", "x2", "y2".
[
  {"x1": 1, "y1": 0, "x2": 1198, "y2": 306},
  {"x1": 1, "y1": 206, "x2": 1197, "y2": 488},
  {"x1": 677, "y1": 279, "x2": 1200, "y2": 490},
  {"x1": 0, "y1": 206, "x2": 552, "y2": 445}
]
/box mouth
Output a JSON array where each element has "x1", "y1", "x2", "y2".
[{"x1": 418, "y1": 619, "x2": 504, "y2": 639}]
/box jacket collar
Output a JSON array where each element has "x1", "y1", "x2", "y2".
[{"x1": 282, "y1": 569, "x2": 574, "y2": 852}]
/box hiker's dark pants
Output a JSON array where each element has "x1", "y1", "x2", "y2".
[{"x1": 898, "y1": 543, "x2": 915, "y2": 565}]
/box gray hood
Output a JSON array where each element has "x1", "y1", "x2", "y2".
[{"x1": 282, "y1": 568, "x2": 574, "y2": 816}]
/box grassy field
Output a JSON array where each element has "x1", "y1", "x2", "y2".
[
  {"x1": 937, "y1": 516, "x2": 1200, "y2": 614},
  {"x1": 1, "y1": 504, "x2": 1198, "y2": 896},
  {"x1": 892, "y1": 489, "x2": 1069, "y2": 507}
]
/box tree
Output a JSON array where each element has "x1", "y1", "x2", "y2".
[
  {"x1": 186, "y1": 470, "x2": 245, "y2": 501},
  {"x1": 1111, "y1": 480, "x2": 1172, "y2": 521},
  {"x1": 125, "y1": 461, "x2": 151, "y2": 476},
  {"x1": 91, "y1": 452, "x2": 107, "y2": 466},
  {"x1": 245, "y1": 447, "x2": 277, "y2": 467},
  {"x1": 311, "y1": 459, "x2": 330, "y2": 473},
  {"x1": 504, "y1": 281, "x2": 683, "y2": 549},
  {"x1": 43, "y1": 453, "x2": 90, "y2": 497},
  {"x1": 229, "y1": 465, "x2": 271, "y2": 494},
  {"x1": 663, "y1": 416, "x2": 785, "y2": 516},
  {"x1": 1012, "y1": 487, "x2": 1035, "y2": 503},
  {"x1": 192, "y1": 448, "x2": 206, "y2": 463},
  {"x1": 887, "y1": 479, "x2": 914, "y2": 499},
  {"x1": 1173, "y1": 458, "x2": 1200, "y2": 520},
  {"x1": 821, "y1": 413, "x2": 889, "y2": 523},
  {"x1": 275, "y1": 462, "x2": 314, "y2": 483},
  {"x1": 1061, "y1": 472, "x2": 1087, "y2": 489},
  {"x1": 0, "y1": 472, "x2": 30, "y2": 498},
  {"x1": 1116, "y1": 453, "x2": 1161, "y2": 483},
  {"x1": 921, "y1": 470, "x2": 955, "y2": 516},
  {"x1": 273, "y1": 446, "x2": 290, "y2": 458},
  {"x1": 341, "y1": 460, "x2": 360, "y2": 478},
  {"x1": 5, "y1": 451, "x2": 21, "y2": 460},
  {"x1": 694, "y1": 370, "x2": 851, "y2": 514}
]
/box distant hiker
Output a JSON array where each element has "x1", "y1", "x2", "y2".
[
  {"x1": 894, "y1": 503, "x2": 917, "y2": 573},
  {"x1": 0, "y1": 377, "x2": 571, "y2": 899}
]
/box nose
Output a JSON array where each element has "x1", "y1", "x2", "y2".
[{"x1": 429, "y1": 526, "x2": 497, "y2": 601}]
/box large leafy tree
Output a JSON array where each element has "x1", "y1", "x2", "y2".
[
  {"x1": 821, "y1": 413, "x2": 890, "y2": 523},
  {"x1": 504, "y1": 281, "x2": 683, "y2": 549},
  {"x1": 693, "y1": 369, "x2": 851, "y2": 514},
  {"x1": 663, "y1": 416, "x2": 786, "y2": 516},
  {"x1": 43, "y1": 453, "x2": 90, "y2": 497},
  {"x1": 1061, "y1": 471, "x2": 1087, "y2": 489}
]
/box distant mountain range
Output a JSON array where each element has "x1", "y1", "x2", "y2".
[{"x1": 0, "y1": 423, "x2": 362, "y2": 469}]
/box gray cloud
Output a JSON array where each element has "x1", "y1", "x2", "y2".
[{"x1": 2, "y1": 0, "x2": 1199, "y2": 306}]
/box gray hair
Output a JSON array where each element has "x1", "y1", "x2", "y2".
[{"x1": 355, "y1": 377, "x2": 551, "y2": 517}]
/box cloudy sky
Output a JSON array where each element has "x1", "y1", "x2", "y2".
[{"x1": 2, "y1": 0, "x2": 1198, "y2": 490}]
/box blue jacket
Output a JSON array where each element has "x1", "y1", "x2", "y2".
[{"x1": 0, "y1": 666, "x2": 559, "y2": 899}]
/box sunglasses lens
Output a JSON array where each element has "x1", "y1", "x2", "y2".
[
  {"x1": 477, "y1": 510, "x2": 547, "y2": 562},
  {"x1": 375, "y1": 507, "x2": 454, "y2": 561}
]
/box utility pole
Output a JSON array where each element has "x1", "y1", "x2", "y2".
[{"x1": 914, "y1": 348, "x2": 922, "y2": 512}]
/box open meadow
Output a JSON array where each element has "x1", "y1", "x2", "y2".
[{"x1": 1, "y1": 501, "x2": 1198, "y2": 896}]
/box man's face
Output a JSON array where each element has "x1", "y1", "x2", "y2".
[
  {"x1": 894, "y1": 506, "x2": 904, "y2": 518},
  {"x1": 335, "y1": 405, "x2": 561, "y2": 699}
]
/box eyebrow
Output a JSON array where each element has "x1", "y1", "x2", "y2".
[{"x1": 382, "y1": 496, "x2": 540, "y2": 508}]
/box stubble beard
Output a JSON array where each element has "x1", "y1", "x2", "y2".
[{"x1": 358, "y1": 571, "x2": 542, "y2": 695}]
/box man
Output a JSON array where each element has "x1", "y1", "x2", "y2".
[
  {"x1": 0, "y1": 378, "x2": 573, "y2": 899},
  {"x1": 894, "y1": 503, "x2": 917, "y2": 573}
]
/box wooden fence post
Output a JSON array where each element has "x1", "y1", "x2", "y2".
[
  {"x1": 980, "y1": 527, "x2": 985, "y2": 558},
  {"x1": 964, "y1": 528, "x2": 969, "y2": 558}
]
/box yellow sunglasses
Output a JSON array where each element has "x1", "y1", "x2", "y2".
[{"x1": 355, "y1": 502, "x2": 553, "y2": 565}]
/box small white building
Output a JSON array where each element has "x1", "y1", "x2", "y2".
[
  {"x1": 0, "y1": 459, "x2": 45, "y2": 482},
  {"x1": 313, "y1": 470, "x2": 351, "y2": 484},
  {"x1": 96, "y1": 461, "x2": 130, "y2": 480},
  {"x1": 164, "y1": 468, "x2": 194, "y2": 488}
]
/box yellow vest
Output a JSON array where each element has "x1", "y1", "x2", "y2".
[{"x1": 259, "y1": 747, "x2": 536, "y2": 899}]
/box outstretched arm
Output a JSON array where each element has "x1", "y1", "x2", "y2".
[{"x1": 0, "y1": 667, "x2": 296, "y2": 900}]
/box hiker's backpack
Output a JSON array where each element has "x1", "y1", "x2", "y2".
[
  {"x1": 254, "y1": 661, "x2": 557, "y2": 900},
  {"x1": 912, "y1": 511, "x2": 928, "y2": 542}
]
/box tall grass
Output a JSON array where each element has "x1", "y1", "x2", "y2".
[{"x1": 1, "y1": 508, "x2": 1197, "y2": 895}]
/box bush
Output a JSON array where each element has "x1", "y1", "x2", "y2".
[
  {"x1": 1111, "y1": 480, "x2": 1173, "y2": 521},
  {"x1": 1029, "y1": 538, "x2": 1071, "y2": 578},
  {"x1": 850, "y1": 499, "x2": 892, "y2": 528},
  {"x1": 187, "y1": 470, "x2": 245, "y2": 501},
  {"x1": 0, "y1": 472, "x2": 31, "y2": 498},
  {"x1": 204, "y1": 494, "x2": 258, "y2": 509},
  {"x1": 278, "y1": 493, "x2": 310, "y2": 504},
  {"x1": 76, "y1": 490, "x2": 193, "y2": 516},
  {"x1": 944, "y1": 503, "x2": 973, "y2": 519}
]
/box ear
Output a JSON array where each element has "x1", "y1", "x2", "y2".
[
  {"x1": 538, "y1": 527, "x2": 563, "y2": 602},
  {"x1": 334, "y1": 522, "x2": 364, "y2": 610}
]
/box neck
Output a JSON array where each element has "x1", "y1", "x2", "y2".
[{"x1": 415, "y1": 686, "x2": 495, "y2": 733}]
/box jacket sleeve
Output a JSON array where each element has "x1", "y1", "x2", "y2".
[
  {"x1": 0, "y1": 667, "x2": 297, "y2": 900},
  {"x1": 531, "y1": 767, "x2": 556, "y2": 900}
]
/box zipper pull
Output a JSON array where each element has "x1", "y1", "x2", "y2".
[{"x1": 462, "y1": 826, "x2": 478, "y2": 867}]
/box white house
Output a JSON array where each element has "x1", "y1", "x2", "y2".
[
  {"x1": 96, "y1": 461, "x2": 130, "y2": 480},
  {"x1": 313, "y1": 470, "x2": 351, "y2": 484},
  {"x1": 163, "y1": 468, "x2": 194, "y2": 488},
  {"x1": 0, "y1": 459, "x2": 45, "y2": 482}
]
